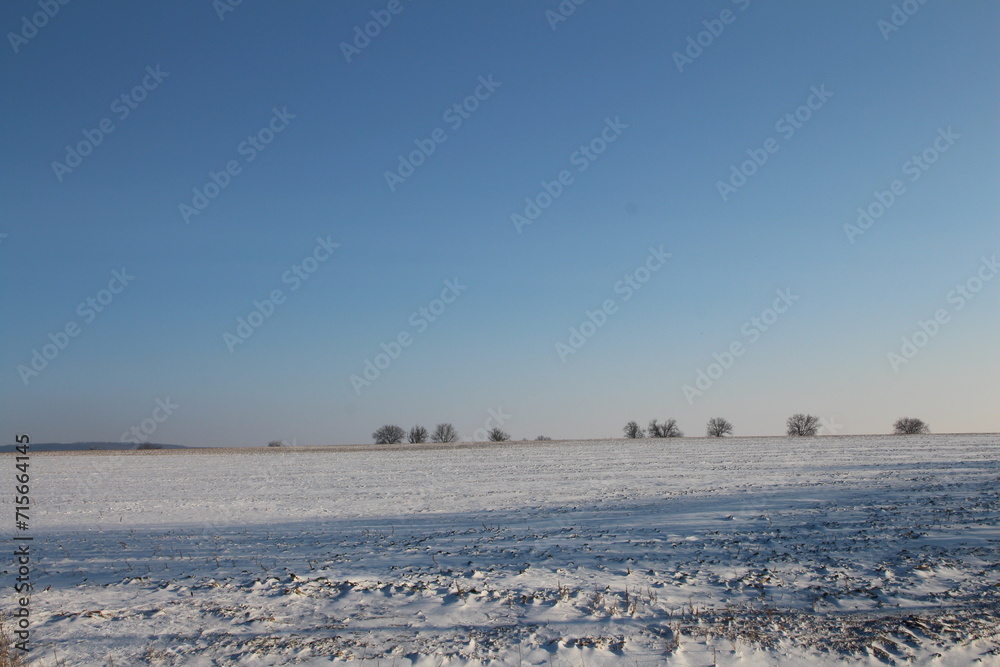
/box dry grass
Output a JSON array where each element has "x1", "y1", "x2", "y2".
[
  {"x1": 0, "y1": 615, "x2": 71, "y2": 667},
  {"x1": 0, "y1": 615, "x2": 26, "y2": 667}
]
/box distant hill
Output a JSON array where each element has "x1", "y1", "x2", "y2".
[{"x1": 0, "y1": 442, "x2": 192, "y2": 453}]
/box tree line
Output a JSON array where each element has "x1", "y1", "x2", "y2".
[
  {"x1": 623, "y1": 415, "x2": 930, "y2": 438},
  {"x1": 372, "y1": 423, "x2": 512, "y2": 445},
  {"x1": 352, "y1": 415, "x2": 931, "y2": 446}
]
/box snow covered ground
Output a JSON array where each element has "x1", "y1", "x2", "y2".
[{"x1": 7, "y1": 434, "x2": 1000, "y2": 665}]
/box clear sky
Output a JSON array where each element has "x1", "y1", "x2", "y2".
[{"x1": 2, "y1": 1, "x2": 998, "y2": 446}]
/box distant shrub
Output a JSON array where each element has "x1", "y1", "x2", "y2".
[
  {"x1": 623, "y1": 421, "x2": 644, "y2": 438},
  {"x1": 535, "y1": 435, "x2": 552, "y2": 441},
  {"x1": 649, "y1": 418, "x2": 683, "y2": 438},
  {"x1": 706, "y1": 418, "x2": 733, "y2": 437},
  {"x1": 893, "y1": 417, "x2": 929, "y2": 435},
  {"x1": 431, "y1": 423, "x2": 458, "y2": 443},
  {"x1": 408, "y1": 425, "x2": 428, "y2": 443},
  {"x1": 267, "y1": 440, "x2": 284, "y2": 448},
  {"x1": 372, "y1": 425, "x2": 406, "y2": 444},
  {"x1": 786, "y1": 414, "x2": 820, "y2": 436},
  {"x1": 487, "y1": 427, "x2": 510, "y2": 442}
]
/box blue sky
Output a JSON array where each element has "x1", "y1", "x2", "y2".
[{"x1": 2, "y1": 1, "x2": 998, "y2": 446}]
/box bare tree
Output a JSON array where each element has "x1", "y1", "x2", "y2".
[
  {"x1": 487, "y1": 427, "x2": 510, "y2": 442},
  {"x1": 408, "y1": 425, "x2": 428, "y2": 443},
  {"x1": 893, "y1": 417, "x2": 930, "y2": 435},
  {"x1": 706, "y1": 417, "x2": 733, "y2": 437},
  {"x1": 786, "y1": 413, "x2": 820, "y2": 436},
  {"x1": 267, "y1": 440, "x2": 284, "y2": 448},
  {"x1": 372, "y1": 424, "x2": 406, "y2": 445},
  {"x1": 623, "y1": 421, "x2": 644, "y2": 438},
  {"x1": 649, "y1": 419, "x2": 683, "y2": 438},
  {"x1": 535, "y1": 435, "x2": 552, "y2": 441},
  {"x1": 431, "y1": 423, "x2": 459, "y2": 443},
  {"x1": 661, "y1": 418, "x2": 683, "y2": 437}
]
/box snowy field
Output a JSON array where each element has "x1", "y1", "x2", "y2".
[{"x1": 8, "y1": 434, "x2": 1000, "y2": 666}]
